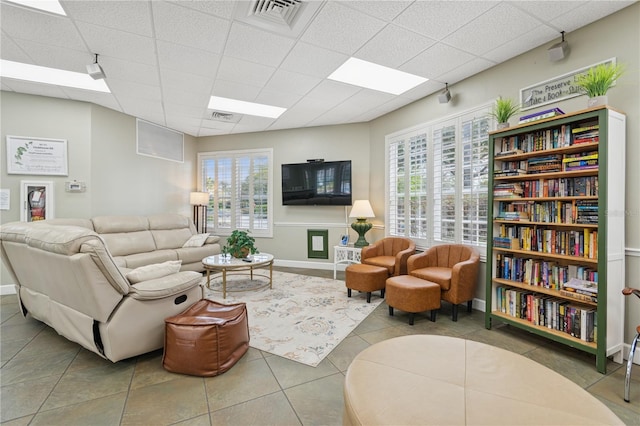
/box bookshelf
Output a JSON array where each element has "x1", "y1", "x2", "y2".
[{"x1": 485, "y1": 106, "x2": 626, "y2": 373}]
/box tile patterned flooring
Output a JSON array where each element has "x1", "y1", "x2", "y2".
[{"x1": 1, "y1": 266, "x2": 639, "y2": 425}]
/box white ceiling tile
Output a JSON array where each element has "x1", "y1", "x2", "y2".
[
  {"x1": 224, "y1": 22, "x2": 296, "y2": 67},
  {"x1": 263, "y1": 69, "x2": 322, "y2": 97},
  {"x1": 0, "y1": 36, "x2": 32, "y2": 63},
  {"x1": 254, "y1": 89, "x2": 302, "y2": 109},
  {"x1": 11, "y1": 39, "x2": 89, "y2": 73},
  {"x1": 200, "y1": 119, "x2": 237, "y2": 131},
  {"x1": 394, "y1": 1, "x2": 498, "y2": 41},
  {"x1": 62, "y1": 0, "x2": 153, "y2": 36},
  {"x1": 435, "y1": 57, "x2": 495, "y2": 85},
  {"x1": 280, "y1": 42, "x2": 349, "y2": 78},
  {"x1": 355, "y1": 25, "x2": 436, "y2": 68},
  {"x1": 217, "y1": 56, "x2": 276, "y2": 88},
  {"x1": 443, "y1": 3, "x2": 541, "y2": 55},
  {"x1": 509, "y1": 1, "x2": 584, "y2": 23},
  {"x1": 300, "y1": 1, "x2": 386, "y2": 55},
  {"x1": 339, "y1": 1, "x2": 414, "y2": 21},
  {"x1": 401, "y1": 43, "x2": 475, "y2": 80},
  {"x1": 305, "y1": 80, "x2": 361, "y2": 105},
  {"x1": 75, "y1": 21, "x2": 157, "y2": 66},
  {"x1": 395, "y1": 80, "x2": 441, "y2": 101},
  {"x1": 101, "y1": 57, "x2": 160, "y2": 86},
  {"x1": 164, "y1": 103, "x2": 205, "y2": 119},
  {"x1": 106, "y1": 79, "x2": 161, "y2": 102},
  {"x1": 1, "y1": 2, "x2": 86, "y2": 50},
  {"x1": 162, "y1": 87, "x2": 209, "y2": 109},
  {"x1": 211, "y1": 80, "x2": 262, "y2": 102},
  {"x1": 168, "y1": 0, "x2": 236, "y2": 19},
  {"x1": 120, "y1": 99, "x2": 165, "y2": 122},
  {"x1": 156, "y1": 40, "x2": 221, "y2": 78},
  {"x1": 483, "y1": 26, "x2": 558, "y2": 64},
  {"x1": 160, "y1": 68, "x2": 213, "y2": 95},
  {"x1": 152, "y1": 1, "x2": 230, "y2": 54},
  {"x1": 60, "y1": 88, "x2": 121, "y2": 111}
]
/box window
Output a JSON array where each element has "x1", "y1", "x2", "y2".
[
  {"x1": 386, "y1": 106, "x2": 490, "y2": 249},
  {"x1": 197, "y1": 148, "x2": 273, "y2": 237}
]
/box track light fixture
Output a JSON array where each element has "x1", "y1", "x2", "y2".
[
  {"x1": 438, "y1": 82, "x2": 451, "y2": 104},
  {"x1": 548, "y1": 31, "x2": 569, "y2": 62},
  {"x1": 86, "y1": 53, "x2": 106, "y2": 80}
]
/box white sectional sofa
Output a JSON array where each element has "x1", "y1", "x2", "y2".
[{"x1": 0, "y1": 213, "x2": 221, "y2": 362}]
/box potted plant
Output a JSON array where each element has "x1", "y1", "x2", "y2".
[
  {"x1": 575, "y1": 62, "x2": 625, "y2": 107},
  {"x1": 225, "y1": 229, "x2": 259, "y2": 258},
  {"x1": 490, "y1": 97, "x2": 520, "y2": 129}
]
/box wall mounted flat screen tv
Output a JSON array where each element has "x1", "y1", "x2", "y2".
[{"x1": 282, "y1": 160, "x2": 352, "y2": 206}]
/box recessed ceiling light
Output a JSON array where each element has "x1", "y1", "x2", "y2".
[
  {"x1": 328, "y1": 57, "x2": 428, "y2": 95},
  {"x1": 0, "y1": 60, "x2": 110, "y2": 93},
  {"x1": 5, "y1": 0, "x2": 66, "y2": 15},
  {"x1": 208, "y1": 96, "x2": 286, "y2": 119}
]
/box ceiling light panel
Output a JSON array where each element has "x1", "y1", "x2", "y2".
[
  {"x1": 328, "y1": 58, "x2": 427, "y2": 95},
  {"x1": 208, "y1": 96, "x2": 286, "y2": 119},
  {"x1": 0, "y1": 60, "x2": 110, "y2": 92},
  {"x1": 5, "y1": 0, "x2": 66, "y2": 15}
]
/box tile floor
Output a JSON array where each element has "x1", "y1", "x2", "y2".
[{"x1": 1, "y1": 266, "x2": 639, "y2": 425}]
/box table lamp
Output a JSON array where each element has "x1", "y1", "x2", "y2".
[
  {"x1": 349, "y1": 200, "x2": 375, "y2": 248},
  {"x1": 190, "y1": 191, "x2": 209, "y2": 233}
]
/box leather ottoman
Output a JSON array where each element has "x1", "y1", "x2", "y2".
[
  {"x1": 345, "y1": 263, "x2": 389, "y2": 303},
  {"x1": 163, "y1": 299, "x2": 249, "y2": 377},
  {"x1": 386, "y1": 275, "x2": 440, "y2": 325}
]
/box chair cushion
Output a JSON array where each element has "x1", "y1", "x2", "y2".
[
  {"x1": 363, "y1": 256, "x2": 396, "y2": 275},
  {"x1": 411, "y1": 267, "x2": 452, "y2": 290},
  {"x1": 183, "y1": 233, "x2": 210, "y2": 248},
  {"x1": 126, "y1": 260, "x2": 182, "y2": 284}
]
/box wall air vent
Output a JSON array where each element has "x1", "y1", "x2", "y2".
[{"x1": 234, "y1": 0, "x2": 322, "y2": 37}]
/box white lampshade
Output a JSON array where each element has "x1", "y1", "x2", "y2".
[
  {"x1": 349, "y1": 200, "x2": 375, "y2": 219},
  {"x1": 190, "y1": 191, "x2": 209, "y2": 205}
]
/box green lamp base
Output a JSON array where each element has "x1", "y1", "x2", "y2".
[{"x1": 351, "y1": 219, "x2": 372, "y2": 248}]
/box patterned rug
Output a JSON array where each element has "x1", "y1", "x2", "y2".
[{"x1": 204, "y1": 270, "x2": 382, "y2": 367}]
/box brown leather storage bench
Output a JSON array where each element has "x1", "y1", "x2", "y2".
[
  {"x1": 345, "y1": 263, "x2": 389, "y2": 303},
  {"x1": 386, "y1": 275, "x2": 440, "y2": 325},
  {"x1": 163, "y1": 299, "x2": 249, "y2": 377}
]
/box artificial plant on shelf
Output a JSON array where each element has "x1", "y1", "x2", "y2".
[
  {"x1": 575, "y1": 62, "x2": 625, "y2": 107},
  {"x1": 225, "y1": 229, "x2": 259, "y2": 258},
  {"x1": 490, "y1": 97, "x2": 520, "y2": 128}
]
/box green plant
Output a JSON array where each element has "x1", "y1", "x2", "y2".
[
  {"x1": 490, "y1": 97, "x2": 520, "y2": 124},
  {"x1": 575, "y1": 62, "x2": 625, "y2": 97},
  {"x1": 225, "y1": 229, "x2": 258, "y2": 258}
]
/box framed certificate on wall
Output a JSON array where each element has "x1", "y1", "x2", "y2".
[{"x1": 6, "y1": 135, "x2": 68, "y2": 176}]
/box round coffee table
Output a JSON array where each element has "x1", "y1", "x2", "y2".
[{"x1": 202, "y1": 253, "x2": 274, "y2": 299}]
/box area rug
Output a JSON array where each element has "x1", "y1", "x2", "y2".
[{"x1": 204, "y1": 271, "x2": 382, "y2": 367}]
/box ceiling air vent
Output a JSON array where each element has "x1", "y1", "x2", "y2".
[
  {"x1": 234, "y1": 0, "x2": 322, "y2": 37},
  {"x1": 210, "y1": 111, "x2": 241, "y2": 123}
]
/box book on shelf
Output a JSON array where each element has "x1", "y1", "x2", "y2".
[
  {"x1": 519, "y1": 108, "x2": 565, "y2": 124},
  {"x1": 571, "y1": 124, "x2": 599, "y2": 134},
  {"x1": 494, "y1": 169, "x2": 527, "y2": 177},
  {"x1": 563, "y1": 278, "x2": 598, "y2": 294},
  {"x1": 495, "y1": 149, "x2": 524, "y2": 157}
]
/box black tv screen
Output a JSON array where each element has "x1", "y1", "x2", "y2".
[{"x1": 282, "y1": 160, "x2": 352, "y2": 206}]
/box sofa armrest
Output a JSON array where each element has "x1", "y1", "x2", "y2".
[
  {"x1": 361, "y1": 240, "x2": 382, "y2": 260},
  {"x1": 451, "y1": 253, "x2": 480, "y2": 290},
  {"x1": 128, "y1": 271, "x2": 203, "y2": 300},
  {"x1": 394, "y1": 246, "x2": 416, "y2": 276}
]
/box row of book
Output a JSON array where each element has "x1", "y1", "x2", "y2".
[
  {"x1": 495, "y1": 153, "x2": 598, "y2": 176},
  {"x1": 572, "y1": 122, "x2": 599, "y2": 145},
  {"x1": 563, "y1": 150, "x2": 598, "y2": 171},
  {"x1": 495, "y1": 253, "x2": 598, "y2": 290},
  {"x1": 497, "y1": 199, "x2": 597, "y2": 224},
  {"x1": 497, "y1": 225, "x2": 598, "y2": 259},
  {"x1": 495, "y1": 286, "x2": 596, "y2": 342},
  {"x1": 495, "y1": 122, "x2": 597, "y2": 154},
  {"x1": 508, "y1": 176, "x2": 599, "y2": 198}
]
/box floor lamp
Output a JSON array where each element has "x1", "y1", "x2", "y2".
[
  {"x1": 349, "y1": 200, "x2": 375, "y2": 248},
  {"x1": 190, "y1": 192, "x2": 209, "y2": 234}
]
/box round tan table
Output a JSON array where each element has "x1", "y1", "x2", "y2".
[
  {"x1": 343, "y1": 335, "x2": 623, "y2": 425},
  {"x1": 202, "y1": 253, "x2": 273, "y2": 299}
]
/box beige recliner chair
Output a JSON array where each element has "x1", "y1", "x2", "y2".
[
  {"x1": 0, "y1": 222, "x2": 204, "y2": 362},
  {"x1": 408, "y1": 244, "x2": 480, "y2": 321},
  {"x1": 361, "y1": 237, "x2": 416, "y2": 277}
]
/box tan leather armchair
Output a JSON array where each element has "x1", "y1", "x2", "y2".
[
  {"x1": 408, "y1": 244, "x2": 480, "y2": 321},
  {"x1": 361, "y1": 237, "x2": 416, "y2": 277}
]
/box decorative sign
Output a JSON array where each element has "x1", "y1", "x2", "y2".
[
  {"x1": 520, "y1": 58, "x2": 615, "y2": 111},
  {"x1": 6, "y1": 135, "x2": 68, "y2": 176}
]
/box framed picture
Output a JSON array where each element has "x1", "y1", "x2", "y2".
[
  {"x1": 307, "y1": 229, "x2": 329, "y2": 259},
  {"x1": 6, "y1": 135, "x2": 68, "y2": 176}
]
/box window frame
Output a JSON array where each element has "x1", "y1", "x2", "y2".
[
  {"x1": 385, "y1": 103, "x2": 493, "y2": 251},
  {"x1": 197, "y1": 148, "x2": 274, "y2": 238}
]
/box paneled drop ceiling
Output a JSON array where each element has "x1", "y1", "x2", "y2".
[{"x1": 0, "y1": 0, "x2": 634, "y2": 137}]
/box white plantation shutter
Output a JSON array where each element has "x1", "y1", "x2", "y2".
[
  {"x1": 198, "y1": 149, "x2": 273, "y2": 237},
  {"x1": 386, "y1": 105, "x2": 490, "y2": 249}
]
